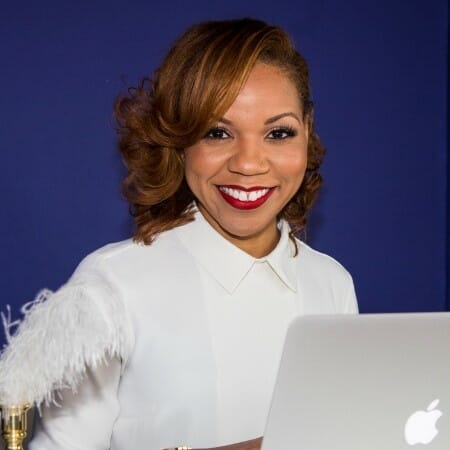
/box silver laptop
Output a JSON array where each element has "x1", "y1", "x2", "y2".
[{"x1": 261, "y1": 313, "x2": 450, "y2": 450}]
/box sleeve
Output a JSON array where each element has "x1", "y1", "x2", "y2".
[
  {"x1": 29, "y1": 358, "x2": 122, "y2": 450},
  {"x1": 343, "y1": 273, "x2": 359, "y2": 314},
  {"x1": 0, "y1": 252, "x2": 134, "y2": 449}
]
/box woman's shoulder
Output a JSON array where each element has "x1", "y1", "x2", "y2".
[
  {"x1": 73, "y1": 229, "x2": 185, "y2": 277},
  {"x1": 67, "y1": 226, "x2": 199, "y2": 299},
  {"x1": 293, "y1": 239, "x2": 358, "y2": 314},
  {"x1": 295, "y1": 240, "x2": 352, "y2": 279}
]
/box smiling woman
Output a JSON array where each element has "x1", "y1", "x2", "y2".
[
  {"x1": 0, "y1": 18, "x2": 357, "y2": 450},
  {"x1": 114, "y1": 19, "x2": 324, "y2": 250}
]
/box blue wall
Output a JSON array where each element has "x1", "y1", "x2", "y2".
[
  {"x1": 1, "y1": 1, "x2": 448, "y2": 346},
  {"x1": 447, "y1": 14, "x2": 450, "y2": 312}
]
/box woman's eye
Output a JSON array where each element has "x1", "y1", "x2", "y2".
[
  {"x1": 267, "y1": 127, "x2": 297, "y2": 140},
  {"x1": 204, "y1": 127, "x2": 230, "y2": 140}
]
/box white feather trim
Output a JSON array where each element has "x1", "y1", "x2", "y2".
[{"x1": 0, "y1": 274, "x2": 131, "y2": 408}]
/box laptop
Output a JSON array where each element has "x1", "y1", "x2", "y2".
[{"x1": 261, "y1": 313, "x2": 450, "y2": 450}]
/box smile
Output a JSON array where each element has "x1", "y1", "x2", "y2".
[{"x1": 218, "y1": 185, "x2": 274, "y2": 210}]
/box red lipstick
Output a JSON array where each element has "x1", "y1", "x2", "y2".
[{"x1": 218, "y1": 185, "x2": 274, "y2": 210}]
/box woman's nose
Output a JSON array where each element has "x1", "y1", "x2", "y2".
[{"x1": 227, "y1": 138, "x2": 269, "y2": 175}]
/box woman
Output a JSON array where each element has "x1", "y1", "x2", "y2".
[{"x1": 1, "y1": 18, "x2": 357, "y2": 450}]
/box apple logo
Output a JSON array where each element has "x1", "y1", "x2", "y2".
[{"x1": 404, "y1": 399, "x2": 442, "y2": 445}]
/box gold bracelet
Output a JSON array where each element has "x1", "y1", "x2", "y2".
[{"x1": 162, "y1": 447, "x2": 192, "y2": 450}]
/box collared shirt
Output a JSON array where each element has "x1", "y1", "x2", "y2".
[{"x1": 30, "y1": 212, "x2": 357, "y2": 450}]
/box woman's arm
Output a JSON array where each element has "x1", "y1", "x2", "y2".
[
  {"x1": 171, "y1": 437, "x2": 262, "y2": 450},
  {"x1": 201, "y1": 438, "x2": 263, "y2": 450}
]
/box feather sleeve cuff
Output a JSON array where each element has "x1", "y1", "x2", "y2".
[{"x1": 0, "y1": 273, "x2": 132, "y2": 408}]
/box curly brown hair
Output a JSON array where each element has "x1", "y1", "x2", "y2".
[{"x1": 115, "y1": 18, "x2": 325, "y2": 245}]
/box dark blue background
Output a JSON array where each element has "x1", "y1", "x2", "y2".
[{"x1": 1, "y1": 0, "x2": 448, "y2": 347}]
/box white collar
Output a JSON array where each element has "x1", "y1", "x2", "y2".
[{"x1": 174, "y1": 210, "x2": 298, "y2": 294}]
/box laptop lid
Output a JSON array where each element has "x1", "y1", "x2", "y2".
[{"x1": 261, "y1": 313, "x2": 450, "y2": 450}]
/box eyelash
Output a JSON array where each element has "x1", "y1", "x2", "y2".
[
  {"x1": 267, "y1": 126, "x2": 297, "y2": 140},
  {"x1": 204, "y1": 127, "x2": 230, "y2": 140},
  {"x1": 203, "y1": 125, "x2": 297, "y2": 140}
]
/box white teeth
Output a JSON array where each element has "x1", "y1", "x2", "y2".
[{"x1": 219, "y1": 186, "x2": 270, "y2": 202}]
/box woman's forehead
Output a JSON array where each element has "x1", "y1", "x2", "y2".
[{"x1": 220, "y1": 63, "x2": 302, "y2": 121}]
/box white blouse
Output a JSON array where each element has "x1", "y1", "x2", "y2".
[{"x1": 29, "y1": 212, "x2": 358, "y2": 450}]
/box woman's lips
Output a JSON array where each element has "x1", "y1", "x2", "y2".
[{"x1": 218, "y1": 185, "x2": 275, "y2": 210}]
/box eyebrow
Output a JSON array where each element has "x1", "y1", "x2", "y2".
[
  {"x1": 265, "y1": 112, "x2": 301, "y2": 125},
  {"x1": 219, "y1": 112, "x2": 301, "y2": 125}
]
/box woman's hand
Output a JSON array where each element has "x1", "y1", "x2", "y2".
[{"x1": 194, "y1": 437, "x2": 263, "y2": 450}]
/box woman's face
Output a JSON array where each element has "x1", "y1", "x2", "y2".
[{"x1": 184, "y1": 63, "x2": 309, "y2": 257}]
